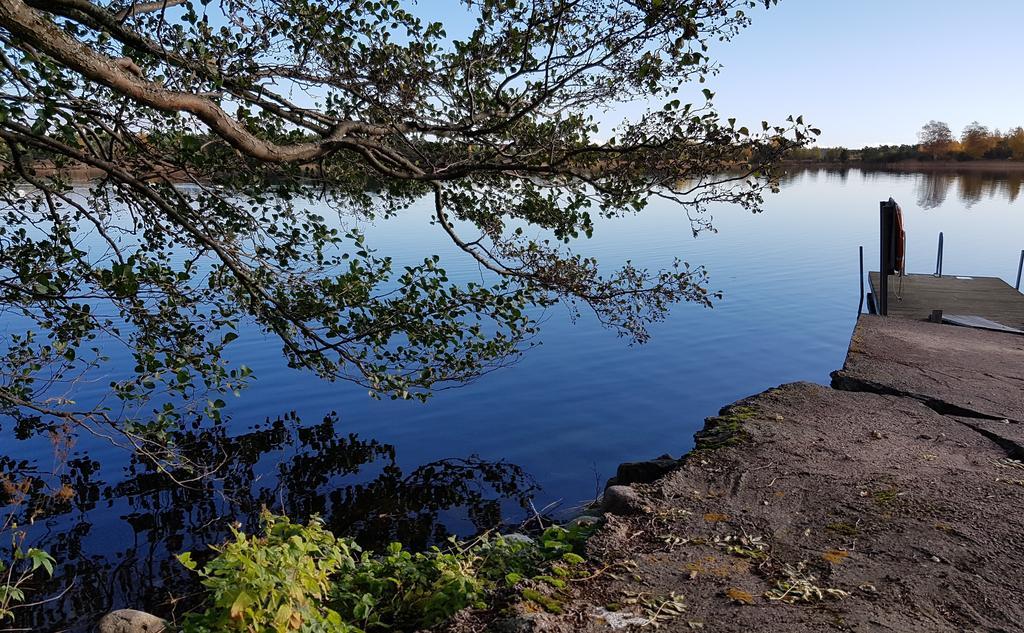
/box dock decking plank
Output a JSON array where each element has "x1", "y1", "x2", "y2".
[{"x1": 868, "y1": 272, "x2": 1024, "y2": 330}]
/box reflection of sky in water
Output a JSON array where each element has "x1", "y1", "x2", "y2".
[{"x1": 3, "y1": 168, "x2": 1023, "y2": 630}]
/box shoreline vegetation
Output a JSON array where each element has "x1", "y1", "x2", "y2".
[
  {"x1": 784, "y1": 119, "x2": 1024, "y2": 171},
  {"x1": 12, "y1": 158, "x2": 1024, "y2": 189}
]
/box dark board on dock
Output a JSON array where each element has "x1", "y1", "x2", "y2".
[{"x1": 868, "y1": 272, "x2": 1024, "y2": 330}]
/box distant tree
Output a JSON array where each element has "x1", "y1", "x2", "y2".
[
  {"x1": 918, "y1": 121, "x2": 953, "y2": 159},
  {"x1": 859, "y1": 144, "x2": 920, "y2": 164},
  {"x1": 1006, "y1": 127, "x2": 1024, "y2": 160},
  {"x1": 984, "y1": 129, "x2": 1013, "y2": 160},
  {"x1": 961, "y1": 121, "x2": 996, "y2": 159}
]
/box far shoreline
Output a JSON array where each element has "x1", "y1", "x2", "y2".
[
  {"x1": 783, "y1": 158, "x2": 1024, "y2": 173},
  {"x1": 11, "y1": 159, "x2": 1024, "y2": 187}
]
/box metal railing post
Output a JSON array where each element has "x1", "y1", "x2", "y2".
[
  {"x1": 934, "y1": 232, "x2": 943, "y2": 277},
  {"x1": 1016, "y1": 249, "x2": 1023, "y2": 291},
  {"x1": 859, "y1": 245, "x2": 865, "y2": 314}
]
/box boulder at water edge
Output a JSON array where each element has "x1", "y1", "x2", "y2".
[{"x1": 96, "y1": 609, "x2": 166, "y2": 633}]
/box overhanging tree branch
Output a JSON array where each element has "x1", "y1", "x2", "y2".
[{"x1": 0, "y1": 0, "x2": 810, "y2": 465}]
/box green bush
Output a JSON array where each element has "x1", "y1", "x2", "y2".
[
  {"x1": 332, "y1": 541, "x2": 485, "y2": 631},
  {"x1": 179, "y1": 513, "x2": 593, "y2": 632},
  {"x1": 178, "y1": 514, "x2": 358, "y2": 632}
]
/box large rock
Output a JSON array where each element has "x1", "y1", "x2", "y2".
[
  {"x1": 832, "y1": 315, "x2": 1024, "y2": 422},
  {"x1": 599, "y1": 485, "x2": 645, "y2": 515},
  {"x1": 96, "y1": 609, "x2": 166, "y2": 633},
  {"x1": 605, "y1": 454, "x2": 678, "y2": 488},
  {"x1": 535, "y1": 382, "x2": 1024, "y2": 632}
]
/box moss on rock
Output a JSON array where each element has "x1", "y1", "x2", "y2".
[{"x1": 693, "y1": 405, "x2": 760, "y2": 451}]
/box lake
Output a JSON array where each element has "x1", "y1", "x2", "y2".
[{"x1": 4, "y1": 167, "x2": 1023, "y2": 630}]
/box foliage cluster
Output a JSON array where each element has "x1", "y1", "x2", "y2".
[{"x1": 177, "y1": 513, "x2": 592, "y2": 633}]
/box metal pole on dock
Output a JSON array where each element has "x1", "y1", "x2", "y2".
[
  {"x1": 1016, "y1": 249, "x2": 1023, "y2": 291},
  {"x1": 934, "y1": 232, "x2": 943, "y2": 277},
  {"x1": 879, "y1": 200, "x2": 895, "y2": 316},
  {"x1": 859, "y1": 246, "x2": 865, "y2": 314}
]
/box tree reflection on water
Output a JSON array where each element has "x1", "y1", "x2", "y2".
[
  {"x1": 1, "y1": 412, "x2": 537, "y2": 632},
  {"x1": 782, "y1": 166, "x2": 1023, "y2": 210}
]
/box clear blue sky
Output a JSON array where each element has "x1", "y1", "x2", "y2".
[
  {"x1": 704, "y1": 0, "x2": 1024, "y2": 147},
  {"x1": 203, "y1": 0, "x2": 1024, "y2": 148},
  {"x1": 419, "y1": 0, "x2": 1024, "y2": 148}
]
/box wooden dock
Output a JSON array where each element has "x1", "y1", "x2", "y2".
[{"x1": 868, "y1": 272, "x2": 1024, "y2": 331}]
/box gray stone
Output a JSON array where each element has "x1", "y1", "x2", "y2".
[
  {"x1": 502, "y1": 533, "x2": 534, "y2": 544},
  {"x1": 566, "y1": 514, "x2": 601, "y2": 528},
  {"x1": 491, "y1": 614, "x2": 539, "y2": 633},
  {"x1": 600, "y1": 485, "x2": 645, "y2": 515},
  {"x1": 96, "y1": 609, "x2": 166, "y2": 633},
  {"x1": 606, "y1": 454, "x2": 678, "y2": 488},
  {"x1": 831, "y1": 315, "x2": 1024, "y2": 422}
]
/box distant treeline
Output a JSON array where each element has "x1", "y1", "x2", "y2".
[{"x1": 789, "y1": 121, "x2": 1024, "y2": 164}]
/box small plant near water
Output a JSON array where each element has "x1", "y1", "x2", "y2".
[
  {"x1": 0, "y1": 529, "x2": 56, "y2": 622},
  {"x1": 178, "y1": 513, "x2": 592, "y2": 632},
  {"x1": 1, "y1": 476, "x2": 58, "y2": 623}
]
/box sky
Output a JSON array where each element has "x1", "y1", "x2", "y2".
[
  {"x1": 702, "y1": 0, "x2": 1024, "y2": 148},
  {"x1": 414, "y1": 0, "x2": 1024, "y2": 148},
  {"x1": 194, "y1": 0, "x2": 1024, "y2": 149}
]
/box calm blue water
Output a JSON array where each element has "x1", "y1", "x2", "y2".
[
  {"x1": 4, "y1": 167, "x2": 1023, "y2": 629},
  {"x1": 229, "y1": 167, "x2": 1021, "y2": 507}
]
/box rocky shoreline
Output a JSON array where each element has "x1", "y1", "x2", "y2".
[{"x1": 491, "y1": 314, "x2": 1024, "y2": 632}]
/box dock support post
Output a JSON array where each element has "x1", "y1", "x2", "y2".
[
  {"x1": 1016, "y1": 249, "x2": 1023, "y2": 291},
  {"x1": 879, "y1": 200, "x2": 897, "y2": 316},
  {"x1": 934, "y1": 232, "x2": 943, "y2": 277}
]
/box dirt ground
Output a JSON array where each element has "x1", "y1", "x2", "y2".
[{"x1": 482, "y1": 317, "x2": 1024, "y2": 632}]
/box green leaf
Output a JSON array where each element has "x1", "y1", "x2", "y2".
[
  {"x1": 177, "y1": 551, "x2": 197, "y2": 570},
  {"x1": 230, "y1": 590, "x2": 254, "y2": 619},
  {"x1": 273, "y1": 603, "x2": 294, "y2": 628},
  {"x1": 27, "y1": 549, "x2": 55, "y2": 576}
]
